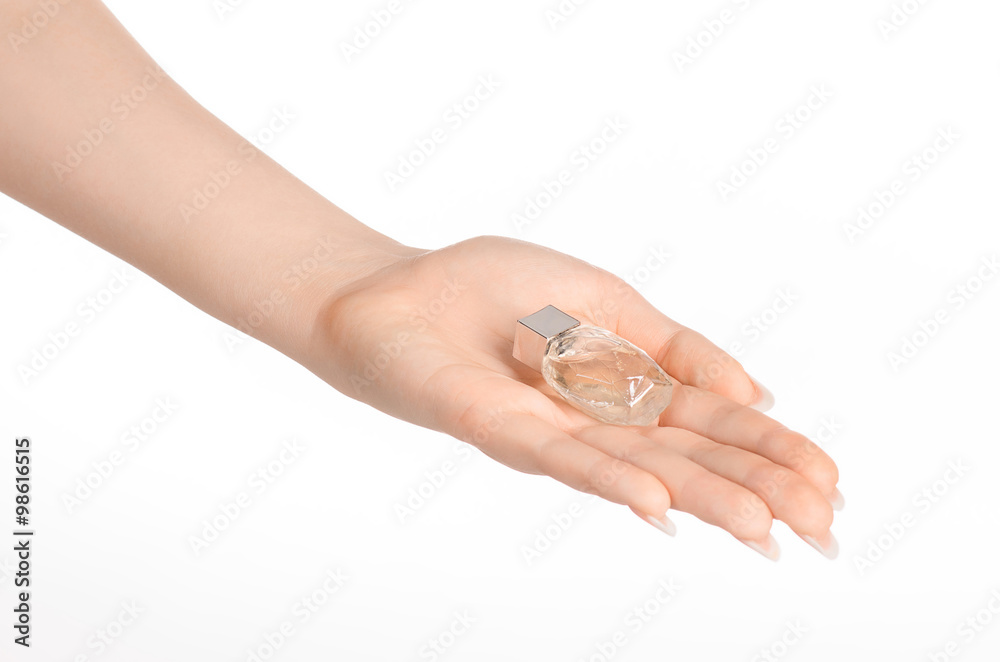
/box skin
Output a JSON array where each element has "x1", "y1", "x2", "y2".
[{"x1": 0, "y1": 0, "x2": 840, "y2": 560}]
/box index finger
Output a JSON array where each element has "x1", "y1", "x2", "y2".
[{"x1": 608, "y1": 282, "x2": 773, "y2": 410}]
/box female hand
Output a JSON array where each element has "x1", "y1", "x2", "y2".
[
  {"x1": 304, "y1": 235, "x2": 841, "y2": 560},
  {"x1": 0, "y1": 1, "x2": 838, "y2": 559}
]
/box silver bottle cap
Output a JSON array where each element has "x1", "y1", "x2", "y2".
[{"x1": 513, "y1": 305, "x2": 580, "y2": 372}]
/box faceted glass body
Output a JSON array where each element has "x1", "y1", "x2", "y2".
[{"x1": 541, "y1": 325, "x2": 672, "y2": 426}]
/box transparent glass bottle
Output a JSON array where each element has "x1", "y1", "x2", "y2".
[{"x1": 513, "y1": 306, "x2": 672, "y2": 426}]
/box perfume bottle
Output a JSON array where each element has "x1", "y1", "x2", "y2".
[{"x1": 513, "y1": 305, "x2": 672, "y2": 426}]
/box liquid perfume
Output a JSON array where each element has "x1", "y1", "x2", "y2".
[{"x1": 513, "y1": 305, "x2": 672, "y2": 426}]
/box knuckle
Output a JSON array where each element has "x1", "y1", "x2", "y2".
[
  {"x1": 758, "y1": 426, "x2": 800, "y2": 457},
  {"x1": 686, "y1": 437, "x2": 727, "y2": 466},
  {"x1": 616, "y1": 437, "x2": 655, "y2": 465}
]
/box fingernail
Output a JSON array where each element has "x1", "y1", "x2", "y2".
[
  {"x1": 800, "y1": 531, "x2": 839, "y2": 560},
  {"x1": 645, "y1": 513, "x2": 677, "y2": 537},
  {"x1": 739, "y1": 534, "x2": 781, "y2": 561},
  {"x1": 827, "y1": 487, "x2": 845, "y2": 511},
  {"x1": 748, "y1": 376, "x2": 775, "y2": 412}
]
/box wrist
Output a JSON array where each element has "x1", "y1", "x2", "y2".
[{"x1": 234, "y1": 216, "x2": 422, "y2": 361}]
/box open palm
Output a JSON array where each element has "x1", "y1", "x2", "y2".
[{"x1": 309, "y1": 235, "x2": 840, "y2": 560}]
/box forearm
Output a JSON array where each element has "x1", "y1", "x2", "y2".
[{"x1": 0, "y1": 0, "x2": 409, "y2": 358}]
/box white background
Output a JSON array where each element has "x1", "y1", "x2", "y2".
[{"x1": 2, "y1": 0, "x2": 1000, "y2": 659}]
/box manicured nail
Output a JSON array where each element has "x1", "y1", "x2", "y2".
[
  {"x1": 827, "y1": 487, "x2": 845, "y2": 511},
  {"x1": 800, "y1": 531, "x2": 839, "y2": 560},
  {"x1": 748, "y1": 376, "x2": 775, "y2": 413},
  {"x1": 645, "y1": 513, "x2": 677, "y2": 537},
  {"x1": 739, "y1": 534, "x2": 781, "y2": 561}
]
